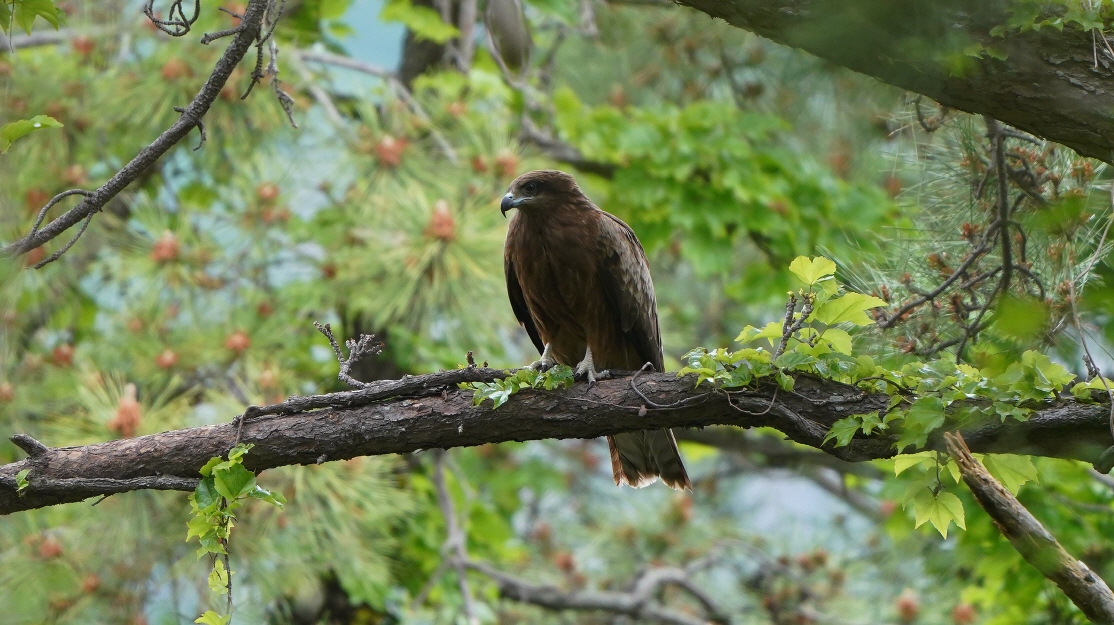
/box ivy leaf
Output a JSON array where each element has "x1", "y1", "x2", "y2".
[
  {"x1": 12, "y1": 0, "x2": 64, "y2": 34},
  {"x1": 811, "y1": 293, "x2": 887, "y2": 326},
  {"x1": 193, "y1": 477, "x2": 221, "y2": 509},
  {"x1": 1022, "y1": 351, "x2": 1074, "y2": 392},
  {"x1": 213, "y1": 464, "x2": 256, "y2": 500},
  {"x1": 983, "y1": 454, "x2": 1038, "y2": 494},
  {"x1": 774, "y1": 351, "x2": 815, "y2": 370},
  {"x1": 788, "y1": 256, "x2": 837, "y2": 286},
  {"x1": 894, "y1": 451, "x2": 935, "y2": 476},
  {"x1": 195, "y1": 611, "x2": 231, "y2": 625},
  {"x1": 818, "y1": 327, "x2": 853, "y2": 354},
  {"x1": 208, "y1": 559, "x2": 230, "y2": 594},
  {"x1": 774, "y1": 370, "x2": 795, "y2": 391},
  {"x1": 823, "y1": 415, "x2": 861, "y2": 447},
  {"x1": 0, "y1": 115, "x2": 63, "y2": 153},
  {"x1": 735, "y1": 321, "x2": 783, "y2": 346},
  {"x1": 247, "y1": 485, "x2": 287, "y2": 508},
  {"x1": 199, "y1": 457, "x2": 222, "y2": 477},
  {"x1": 14, "y1": 468, "x2": 30, "y2": 495},
  {"x1": 895, "y1": 396, "x2": 946, "y2": 451},
  {"x1": 913, "y1": 489, "x2": 965, "y2": 539}
]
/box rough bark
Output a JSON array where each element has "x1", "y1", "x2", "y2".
[
  {"x1": 1, "y1": 368, "x2": 1111, "y2": 515},
  {"x1": 670, "y1": 0, "x2": 1114, "y2": 163},
  {"x1": 946, "y1": 433, "x2": 1114, "y2": 624}
]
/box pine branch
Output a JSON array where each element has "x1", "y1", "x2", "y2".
[
  {"x1": 1, "y1": 368, "x2": 1113, "y2": 515},
  {"x1": 1, "y1": 0, "x2": 270, "y2": 263}
]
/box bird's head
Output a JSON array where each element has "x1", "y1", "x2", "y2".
[{"x1": 500, "y1": 170, "x2": 582, "y2": 217}]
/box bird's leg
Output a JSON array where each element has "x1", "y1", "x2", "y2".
[
  {"x1": 528, "y1": 343, "x2": 557, "y2": 371},
  {"x1": 573, "y1": 346, "x2": 610, "y2": 384}
]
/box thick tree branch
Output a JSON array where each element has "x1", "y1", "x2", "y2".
[
  {"x1": 1, "y1": 369, "x2": 1112, "y2": 515},
  {"x1": 946, "y1": 432, "x2": 1114, "y2": 624},
  {"x1": 670, "y1": 0, "x2": 1114, "y2": 163},
  {"x1": 1, "y1": 0, "x2": 269, "y2": 261}
]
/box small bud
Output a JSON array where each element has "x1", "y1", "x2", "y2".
[
  {"x1": 374, "y1": 135, "x2": 407, "y2": 168},
  {"x1": 155, "y1": 348, "x2": 178, "y2": 370},
  {"x1": 150, "y1": 231, "x2": 180, "y2": 263},
  {"x1": 256, "y1": 183, "x2": 280, "y2": 203},
  {"x1": 225, "y1": 330, "x2": 251, "y2": 353},
  {"x1": 81, "y1": 574, "x2": 101, "y2": 594},
  {"x1": 39, "y1": 536, "x2": 63, "y2": 559},
  {"x1": 0, "y1": 381, "x2": 13, "y2": 402},
  {"x1": 895, "y1": 588, "x2": 919, "y2": 623},
  {"x1": 424, "y1": 200, "x2": 456, "y2": 242},
  {"x1": 952, "y1": 603, "x2": 976, "y2": 624},
  {"x1": 51, "y1": 344, "x2": 75, "y2": 367},
  {"x1": 108, "y1": 383, "x2": 141, "y2": 438}
]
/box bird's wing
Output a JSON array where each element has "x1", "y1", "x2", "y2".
[
  {"x1": 505, "y1": 256, "x2": 545, "y2": 354},
  {"x1": 596, "y1": 210, "x2": 664, "y2": 371}
]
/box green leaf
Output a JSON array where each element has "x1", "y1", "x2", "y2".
[
  {"x1": 247, "y1": 485, "x2": 287, "y2": 508},
  {"x1": 812, "y1": 292, "x2": 887, "y2": 326},
  {"x1": 819, "y1": 327, "x2": 853, "y2": 354},
  {"x1": 983, "y1": 454, "x2": 1038, "y2": 494},
  {"x1": 735, "y1": 321, "x2": 783, "y2": 346},
  {"x1": 14, "y1": 469, "x2": 31, "y2": 494},
  {"x1": 823, "y1": 415, "x2": 861, "y2": 447},
  {"x1": 193, "y1": 477, "x2": 221, "y2": 509},
  {"x1": 1023, "y1": 351, "x2": 1074, "y2": 392},
  {"x1": 788, "y1": 256, "x2": 837, "y2": 286},
  {"x1": 774, "y1": 351, "x2": 815, "y2": 370},
  {"x1": 774, "y1": 370, "x2": 795, "y2": 392},
  {"x1": 380, "y1": 0, "x2": 459, "y2": 43},
  {"x1": 895, "y1": 396, "x2": 946, "y2": 451},
  {"x1": 0, "y1": 115, "x2": 63, "y2": 153},
  {"x1": 913, "y1": 489, "x2": 965, "y2": 538},
  {"x1": 195, "y1": 611, "x2": 231, "y2": 625},
  {"x1": 199, "y1": 457, "x2": 222, "y2": 477},
  {"x1": 208, "y1": 559, "x2": 231, "y2": 594},
  {"x1": 13, "y1": 0, "x2": 64, "y2": 34},
  {"x1": 894, "y1": 451, "x2": 935, "y2": 476},
  {"x1": 213, "y1": 464, "x2": 256, "y2": 500}
]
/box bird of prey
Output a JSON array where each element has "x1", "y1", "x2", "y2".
[{"x1": 501, "y1": 170, "x2": 690, "y2": 490}]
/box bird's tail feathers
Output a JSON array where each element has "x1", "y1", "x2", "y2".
[{"x1": 608, "y1": 430, "x2": 690, "y2": 491}]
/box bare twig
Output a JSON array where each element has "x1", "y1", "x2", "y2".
[
  {"x1": 313, "y1": 322, "x2": 383, "y2": 389},
  {"x1": 466, "y1": 559, "x2": 723, "y2": 625},
  {"x1": 773, "y1": 293, "x2": 813, "y2": 359},
  {"x1": 432, "y1": 451, "x2": 478, "y2": 624},
  {"x1": 946, "y1": 432, "x2": 1114, "y2": 622}
]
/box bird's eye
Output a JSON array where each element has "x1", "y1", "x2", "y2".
[{"x1": 522, "y1": 182, "x2": 538, "y2": 195}]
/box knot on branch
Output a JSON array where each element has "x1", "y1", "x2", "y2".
[{"x1": 10, "y1": 434, "x2": 48, "y2": 458}]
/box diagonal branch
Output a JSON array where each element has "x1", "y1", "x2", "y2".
[
  {"x1": 1, "y1": 0, "x2": 270, "y2": 262},
  {"x1": 945, "y1": 432, "x2": 1114, "y2": 623}
]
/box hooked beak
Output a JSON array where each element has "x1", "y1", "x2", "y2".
[{"x1": 500, "y1": 193, "x2": 526, "y2": 217}]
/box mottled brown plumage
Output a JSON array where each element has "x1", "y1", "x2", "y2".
[{"x1": 501, "y1": 170, "x2": 690, "y2": 490}]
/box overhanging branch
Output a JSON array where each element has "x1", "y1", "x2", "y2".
[
  {"x1": 670, "y1": 0, "x2": 1114, "y2": 163},
  {"x1": 1, "y1": 368, "x2": 1111, "y2": 515}
]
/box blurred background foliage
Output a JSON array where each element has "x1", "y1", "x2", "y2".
[{"x1": 2, "y1": 0, "x2": 1114, "y2": 624}]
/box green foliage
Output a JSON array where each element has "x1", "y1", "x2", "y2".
[
  {"x1": 0, "y1": 115, "x2": 62, "y2": 154},
  {"x1": 553, "y1": 90, "x2": 898, "y2": 288},
  {"x1": 13, "y1": 468, "x2": 29, "y2": 494},
  {"x1": 380, "y1": 0, "x2": 460, "y2": 42},
  {"x1": 469, "y1": 364, "x2": 575, "y2": 408},
  {"x1": 187, "y1": 444, "x2": 284, "y2": 623},
  {"x1": 0, "y1": 0, "x2": 65, "y2": 35}
]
